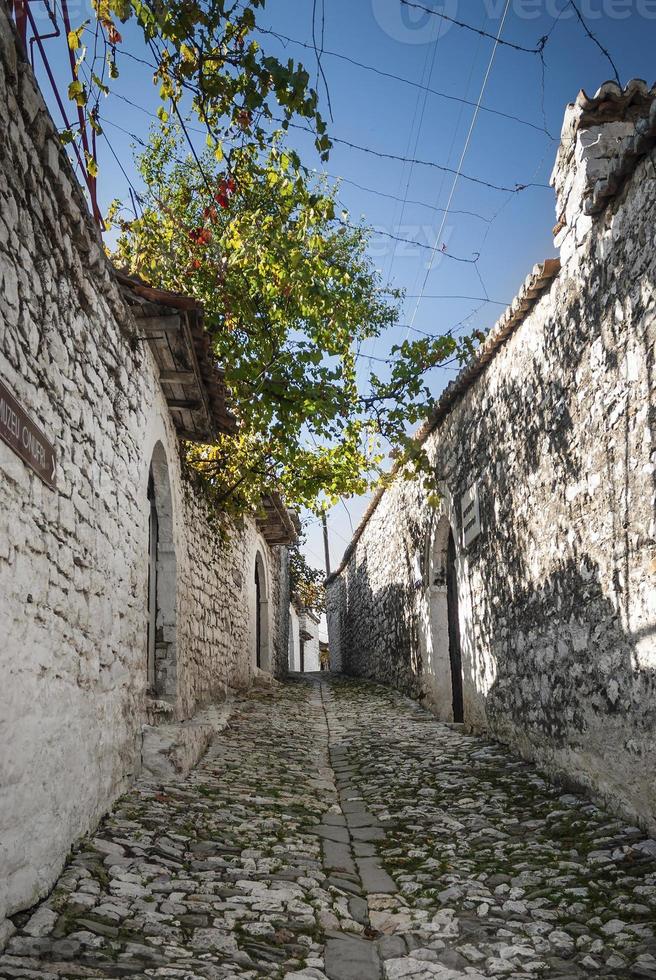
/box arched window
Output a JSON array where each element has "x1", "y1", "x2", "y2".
[
  {"x1": 427, "y1": 514, "x2": 464, "y2": 722},
  {"x1": 146, "y1": 442, "x2": 177, "y2": 700},
  {"x1": 253, "y1": 550, "x2": 270, "y2": 672}
]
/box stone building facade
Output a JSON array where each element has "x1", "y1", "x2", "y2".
[
  {"x1": 0, "y1": 7, "x2": 293, "y2": 938},
  {"x1": 328, "y1": 81, "x2": 656, "y2": 834},
  {"x1": 288, "y1": 602, "x2": 322, "y2": 673}
]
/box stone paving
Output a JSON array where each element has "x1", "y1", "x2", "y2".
[{"x1": 2, "y1": 676, "x2": 656, "y2": 980}]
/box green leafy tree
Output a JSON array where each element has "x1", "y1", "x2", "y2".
[
  {"x1": 289, "y1": 540, "x2": 325, "y2": 614},
  {"x1": 111, "y1": 128, "x2": 469, "y2": 512},
  {"x1": 65, "y1": 0, "x2": 331, "y2": 165},
  {"x1": 62, "y1": 0, "x2": 475, "y2": 514}
]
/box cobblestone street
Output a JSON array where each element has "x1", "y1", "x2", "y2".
[{"x1": 2, "y1": 676, "x2": 656, "y2": 980}]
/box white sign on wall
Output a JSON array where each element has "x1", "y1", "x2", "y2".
[{"x1": 461, "y1": 483, "x2": 481, "y2": 548}]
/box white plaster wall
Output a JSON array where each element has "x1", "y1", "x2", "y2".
[
  {"x1": 299, "y1": 613, "x2": 321, "y2": 672},
  {"x1": 304, "y1": 633, "x2": 321, "y2": 672},
  {"x1": 288, "y1": 605, "x2": 301, "y2": 671}
]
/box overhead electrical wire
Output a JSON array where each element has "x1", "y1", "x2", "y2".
[
  {"x1": 100, "y1": 130, "x2": 144, "y2": 216},
  {"x1": 363, "y1": 16, "x2": 443, "y2": 378},
  {"x1": 100, "y1": 92, "x2": 497, "y2": 225},
  {"x1": 399, "y1": 0, "x2": 548, "y2": 54},
  {"x1": 91, "y1": 87, "x2": 499, "y2": 226},
  {"x1": 401, "y1": 293, "x2": 508, "y2": 305},
  {"x1": 275, "y1": 117, "x2": 550, "y2": 194},
  {"x1": 400, "y1": 11, "x2": 487, "y2": 338},
  {"x1": 384, "y1": 17, "x2": 443, "y2": 282},
  {"x1": 340, "y1": 220, "x2": 479, "y2": 264},
  {"x1": 567, "y1": 0, "x2": 621, "y2": 85},
  {"x1": 406, "y1": 0, "x2": 515, "y2": 336},
  {"x1": 329, "y1": 173, "x2": 491, "y2": 223},
  {"x1": 259, "y1": 27, "x2": 553, "y2": 137}
]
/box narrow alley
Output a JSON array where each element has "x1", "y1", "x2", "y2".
[{"x1": 2, "y1": 677, "x2": 655, "y2": 980}]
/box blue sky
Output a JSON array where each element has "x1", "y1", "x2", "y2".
[{"x1": 28, "y1": 0, "x2": 655, "y2": 572}]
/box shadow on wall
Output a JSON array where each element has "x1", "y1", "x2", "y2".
[
  {"x1": 147, "y1": 441, "x2": 177, "y2": 703},
  {"x1": 253, "y1": 548, "x2": 270, "y2": 673},
  {"x1": 344, "y1": 545, "x2": 656, "y2": 825},
  {"x1": 481, "y1": 554, "x2": 656, "y2": 820},
  {"x1": 343, "y1": 551, "x2": 421, "y2": 697}
]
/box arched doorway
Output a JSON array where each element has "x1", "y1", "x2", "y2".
[
  {"x1": 427, "y1": 515, "x2": 464, "y2": 722},
  {"x1": 253, "y1": 550, "x2": 270, "y2": 671},
  {"x1": 146, "y1": 443, "x2": 177, "y2": 700},
  {"x1": 255, "y1": 559, "x2": 262, "y2": 668},
  {"x1": 446, "y1": 529, "x2": 464, "y2": 723}
]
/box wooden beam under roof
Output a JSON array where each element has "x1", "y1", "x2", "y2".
[
  {"x1": 139, "y1": 314, "x2": 182, "y2": 334},
  {"x1": 256, "y1": 492, "x2": 298, "y2": 546},
  {"x1": 117, "y1": 273, "x2": 236, "y2": 441},
  {"x1": 159, "y1": 369, "x2": 197, "y2": 383},
  {"x1": 167, "y1": 398, "x2": 202, "y2": 410}
]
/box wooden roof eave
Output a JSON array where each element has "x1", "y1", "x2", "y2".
[
  {"x1": 116, "y1": 270, "x2": 237, "y2": 441},
  {"x1": 256, "y1": 492, "x2": 298, "y2": 547}
]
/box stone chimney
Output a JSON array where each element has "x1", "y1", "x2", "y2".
[{"x1": 551, "y1": 79, "x2": 656, "y2": 265}]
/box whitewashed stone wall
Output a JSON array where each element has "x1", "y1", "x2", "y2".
[
  {"x1": 288, "y1": 603, "x2": 301, "y2": 670},
  {"x1": 300, "y1": 611, "x2": 321, "y2": 672},
  {"x1": 0, "y1": 9, "x2": 288, "y2": 936},
  {"x1": 288, "y1": 605, "x2": 321, "y2": 671},
  {"x1": 329, "y1": 86, "x2": 656, "y2": 834}
]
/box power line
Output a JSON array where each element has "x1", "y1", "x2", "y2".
[
  {"x1": 341, "y1": 220, "x2": 480, "y2": 264},
  {"x1": 407, "y1": 0, "x2": 514, "y2": 334},
  {"x1": 100, "y1": 129, "x2": 144, "y2": 215},
  {"x1": 330, "y1": 173, "x2": 491, "y2": 222},
  {"x1": 100, "y1": 93, "x2": 495, "y2": 225},
  {"x1": 259, "y1": 27, "x2": 552, "y2": 137},
  {"x1": 401, "y1": 11, "x2": 487, "y2": 332},
  {"x1": 118, "y1": 47, "x2": 156, "y2": 70},
  {"x1": 311, "y1": 0, "x2": 333, "y2": 120},
  {"x1": 399, "y1": 0, "x2": 548, "y2": 55},
  {"x1": 401, "y1": 293, "x2": 508, "y2": 304},
  {"x1": 277, "y1": 118, "x2": 549, "y2": 194},
  {"x1": 358, "y1": 29, "x2": 440, "y2": 385},
  {"x1": 100, "y1": 115, "x2": 149, "y2": 148},
  {"x1": 384, "y1": 17, "x2": 443, "y2": 284},
  {"x1": 110, "y1": 89, "x2": 209, "y2": 138},
  {"x1": 567, "y1": 0, "x2": 621, "y2": 86}
]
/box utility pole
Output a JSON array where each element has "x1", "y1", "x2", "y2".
[{"x1": 321, "y1": 511, "x2": 331, "y2": 577}]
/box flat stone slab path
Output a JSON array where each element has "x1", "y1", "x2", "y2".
[{"x1": 2, "y1": 676, "x2": 656, "y2": 980}]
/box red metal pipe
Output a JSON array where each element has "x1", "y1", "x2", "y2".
[
  {"x1": 25, "y1": 3, "x2": 102, "y2": 224},
  {"x1": 13, "y1": 0, "x2": 28, "y2": 46},
  {"x1": 59, "y1": 0, "x2": 102, "y2": 224}
]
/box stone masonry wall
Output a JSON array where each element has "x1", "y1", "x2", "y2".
[
  {"x1": 0, "y1": 8, "x2": 287, "y2": 935},
  {"x1": 328, "y1": 85, "x2": 656, "y2": 835}
]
